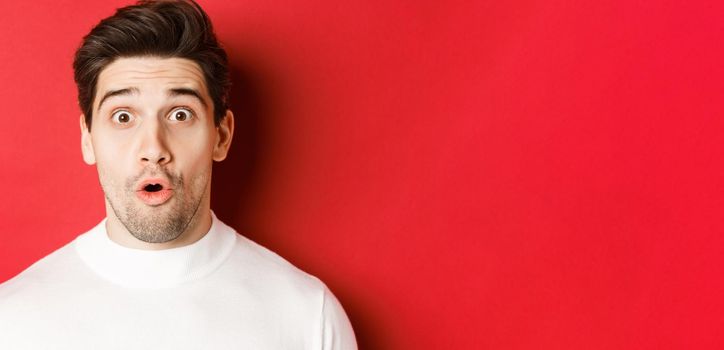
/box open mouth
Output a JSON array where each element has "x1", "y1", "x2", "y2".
[
  {"x1": 136, "y1": 179, "x2": 173, "y2": 205},
  {"x1": 143, "y1": 183, "x2": 164, "y2": 192}
]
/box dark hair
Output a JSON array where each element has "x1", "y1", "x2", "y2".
[{"x1": 73, "y1": 0, "x2": 230, "y2": 130}]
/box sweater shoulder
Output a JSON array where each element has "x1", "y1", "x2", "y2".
[
  {"x1": 215, "y1": 229, "x2": 332, "y2": 306},
  {"x1": 232, "y1": 233, "x2": 326, "y2": 288},
  {"x1": 0, "y1": 237, "x2": 84, "y2": 305},
  {"x1": 222, "y1": 232, "x2": 358, "y2": 349},
  {"x1": 1, "y1": 239, "x2": 77, "y2": 285}
]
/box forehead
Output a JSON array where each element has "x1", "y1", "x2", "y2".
[{"x1": 95, "y1": 57, "x2": 208, "y2": 106}]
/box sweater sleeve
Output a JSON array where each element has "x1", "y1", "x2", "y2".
[{"x1": 320, "y1": 287, "x2": 358, "y2": 350}]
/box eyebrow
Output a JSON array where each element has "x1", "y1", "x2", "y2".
[
  {"x1": 168, "y1": 88, "x2": 208, "y2": 108},
  {"x1": 95, "y1": 87, "x2": 208, "y2": 112},
  {"x1": 96, "y1": 87, "x2": 139, "y2": 112}
]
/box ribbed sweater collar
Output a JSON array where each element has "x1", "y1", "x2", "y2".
[{"x1": 74, "y1": 212, "x2": 237, "y2": 289}]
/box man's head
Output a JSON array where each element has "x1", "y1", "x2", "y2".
[
  {"x1": 73, "y1": 0, "x2": 234, "y2": 247},
  {"x1": 74, "y1": 0, "x2": 230, "y2": 130}
]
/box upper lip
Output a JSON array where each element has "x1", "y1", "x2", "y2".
[{"x1": 136, "y1": 178, "x2": 173, "y2": 192}]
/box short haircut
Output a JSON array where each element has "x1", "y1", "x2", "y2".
[{"x1": 73, "y1": 0, "x2": 230, "y2": 130}]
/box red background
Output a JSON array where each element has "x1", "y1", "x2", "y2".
[{"x1": 1, "y1": 1, "x2": 723, "y2": 348}]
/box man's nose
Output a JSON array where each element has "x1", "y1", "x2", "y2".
[{"x1": 137, "y1": 117, "x2": 171, "y2": 165}]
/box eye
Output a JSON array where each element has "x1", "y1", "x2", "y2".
[
  {"x1": 111, "y1": 110, "x2": 134, "y2": 124},
  {"x1": 169, "y1": 108, "x2": 193, "y2": 122}
]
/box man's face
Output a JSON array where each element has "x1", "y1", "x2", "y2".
[{"x1": 80, "y1": 56, "x2": 232, "y2": 244}]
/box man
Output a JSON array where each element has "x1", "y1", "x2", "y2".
[{"x1": 0, "y1": 1, "x2": 357, "y2": 349}]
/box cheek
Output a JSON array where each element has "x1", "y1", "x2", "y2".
[
  {"x1": 171, "y1": 132, "x2": 215, "y2": 175},
  {"x1": 90, "y1": 132, "x2": 138, "y2": 193},
  {"x1": 94, "y1": 147, "x2": 131, "y2": 182},
  {"x1": 95, "y1": 161, "x2": 125, "y2": 196},
  {"x1": 91, "y1": 132, "x2": 132, "y2": 164},
  {"x1": 176, "y1": 146, "x2": 213, "y2": 200}
]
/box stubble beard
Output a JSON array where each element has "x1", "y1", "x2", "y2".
[{"x1": 102, "y1": 168, "x2": 207, "y2": 244}]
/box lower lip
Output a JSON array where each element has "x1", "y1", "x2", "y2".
[{"x1": 135, "y1": 189, "x2": 173, "y2": 206}]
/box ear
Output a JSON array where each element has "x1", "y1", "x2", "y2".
[
  {"x1": 213, "y1": 109, "x2": 235, "y2": 162},
  {"x1": 80, "y1": 114, "x2": 96, "y2": 165}
]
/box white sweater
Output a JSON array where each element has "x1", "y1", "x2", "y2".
[{"x1": 0, "y1": 213, "x2": 357, "y2": 350}]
